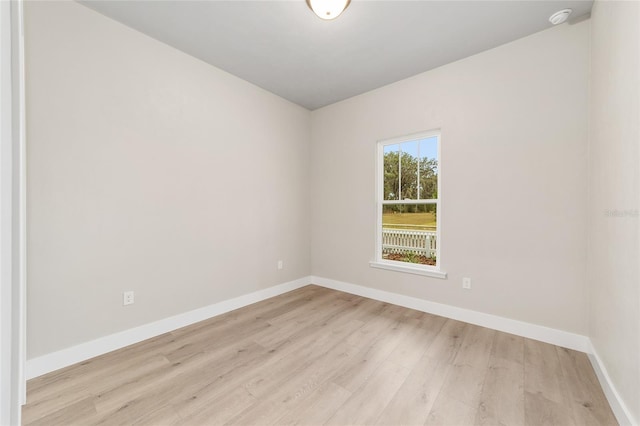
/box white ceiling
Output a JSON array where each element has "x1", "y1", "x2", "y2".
[{"x1": 79, "y1": 0, "x2": 593, "y2": 110}]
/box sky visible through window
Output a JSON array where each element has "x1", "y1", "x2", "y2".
[{"x1": 383, "y1": 136, "x2": 438, "y2": 173}]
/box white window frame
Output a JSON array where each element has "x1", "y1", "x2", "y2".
[{"x1": 369, "y1": 129, "x2": 447, "y2": 279}]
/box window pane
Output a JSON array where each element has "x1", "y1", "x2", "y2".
[
  {"x1": 419, "y1": 137, "x2": 438, "y2": 200},
  {"x1": 400, "y1": 140, "x2": 418, "y2": 200},
  {"x1": 382, "y1": 204, "x2": 437, "y2": 265},
  {"x1": 383, "y1": 144, "x2": 399, "y2": 200}
]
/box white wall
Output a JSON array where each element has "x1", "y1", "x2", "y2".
[
  {"x1": 311, "y1": 22, "x2": 590, "y2": 334},
  {"x1": 25, "y1": 1, "x2": 311, "y2": 359},
  {"x1": 588, "y1": 1, "x2": 640, "y2": 423}
]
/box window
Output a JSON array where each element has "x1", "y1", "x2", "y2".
[{"x1": 370, "y1": 130, "x2": 446, "y2": 278}]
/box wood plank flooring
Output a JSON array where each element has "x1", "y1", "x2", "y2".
[{"x1": 22, "y1": 285, "x2": 618, "y2": 425}]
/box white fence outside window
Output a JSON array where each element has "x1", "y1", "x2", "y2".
[{"x1": 382, "y1": 228, "x2": 437, "y2": 257}]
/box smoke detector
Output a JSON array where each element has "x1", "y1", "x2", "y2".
[{"x1": 549, "y1": 9, "x2": 572, "y2": 25}]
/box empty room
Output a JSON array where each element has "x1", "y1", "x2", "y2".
[{"x1": 0, "y1": 0, "x2": 638, "y2": 425}]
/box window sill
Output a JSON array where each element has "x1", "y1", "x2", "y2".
[{"x1": 369, "y1": 260, "x2": 448, "y2": 279}]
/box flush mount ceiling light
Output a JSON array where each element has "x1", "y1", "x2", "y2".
[
  {"x1": 549, "y1": 9, "x2": 572, "y2": 25},
  {"x1": 306, "y1": 0, "x2": 351, "y2": 20}
]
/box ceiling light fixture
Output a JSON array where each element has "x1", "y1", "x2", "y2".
[
  {"x1": 549, "y1": 9, "x2": 572, "y2": 25},
  {"x1": 306, "y1": 0, "x2": 351, "y2": 20}
]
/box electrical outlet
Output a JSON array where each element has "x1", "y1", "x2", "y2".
[
  {"x1": 277, "y1": 260, "x2": 283, "y2": 270},
  {"x1": 123, "y1": 291, "x2": 135, "y2": 306},
  {"x1": 462, "y1": 277, "x2": 471, "y2": 290}
]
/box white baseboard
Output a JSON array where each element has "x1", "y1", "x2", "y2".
[
  {"x1": 587, "y1": 342, "x2": 636, "y2": 426},
  {"x1": 26, "y1": 277, "x2": 311, "y2": 380},
  {"x1": 310, "y1": 276, "x2": 590, "y2": 353}
]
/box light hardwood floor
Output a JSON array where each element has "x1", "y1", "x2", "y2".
[{"x1": 22, "y1": 285, "x2": 618, "y2": 425}]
